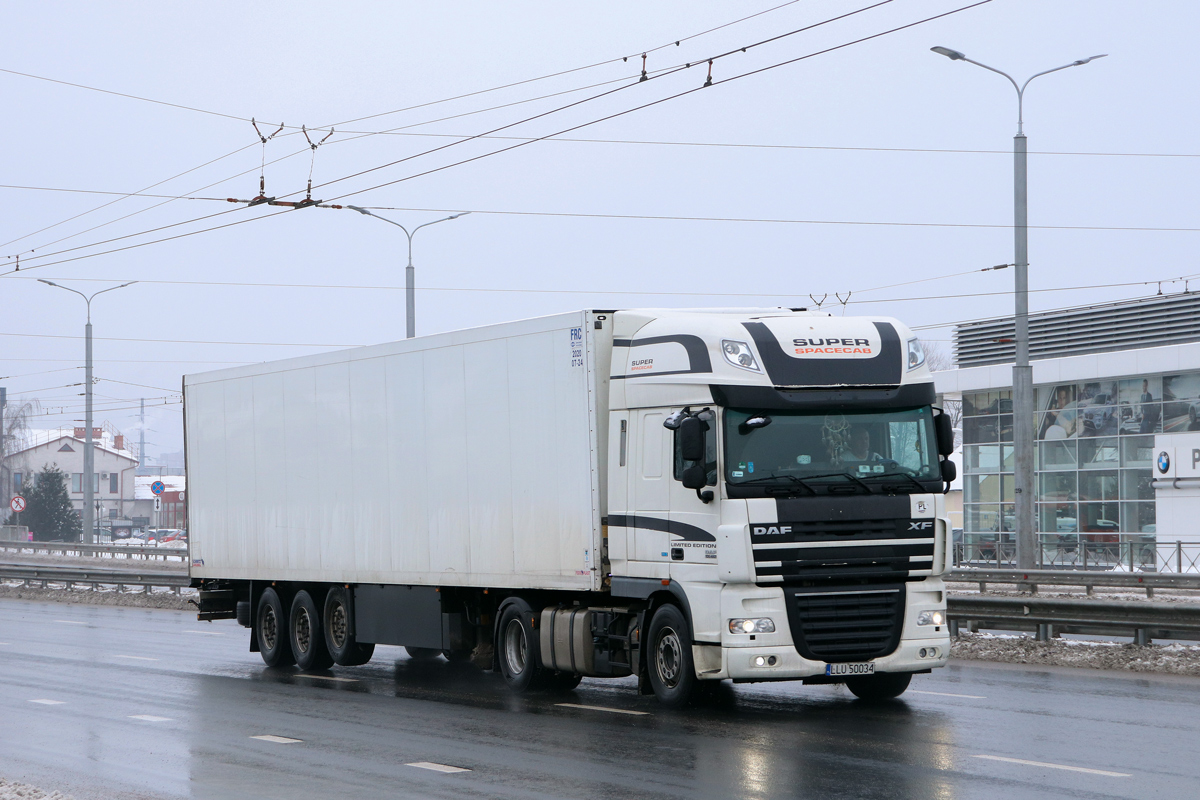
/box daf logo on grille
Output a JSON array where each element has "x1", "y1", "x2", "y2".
[
  {"x1": 908, "y1": 521, "x2": 934, "y2": 531},
  {"x1": 752, "y1": 526, "x2": 792, "y2": 536}
]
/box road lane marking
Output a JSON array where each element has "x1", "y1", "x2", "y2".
[
  {"x1": 184, "y1": 630, "x2": 224, "y2": 636},
  {"x1": 406, "y1": 762, "x2": 471, "y2": 774},
  {"x1": 29, "y1": 699, "x2": 65, "y2": 705},
  {"x1": 114, "y1": 655, "x2": 159, "y2": 661},
  {"x1": 555, "y1": 703, "x2": 649, "y2": 716},
  {"x1": 296, "y1": 674, "x2": 359, "y2": 682},
  {"x1": 911, "y1": 690, "x2": 986, "y2": 699},
  {"x1": 129, "y1": 715, "x2": 172, "y2": 722},
  {"x1": 971, "y1": 755, "x2": 1131, "y2": 777},
  {"x1": 53, "y1": 620, "x2": 86, "y2": 625},
  {"x1": 251, "y1": 735, "x2": 302, "y2": 744}
]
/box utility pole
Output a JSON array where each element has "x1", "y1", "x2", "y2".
[
  {"x1": 139, "y1": 398, "x2": 145, "y2": 473},
  {"x1": 38, "y1": 280, "x2": 136, "y2": 544},
  {"x1": 930, "y1": 47, "x2": 1106, "y2": 571}
]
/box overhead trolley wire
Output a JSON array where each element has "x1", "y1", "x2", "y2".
[{"x1": 2, "y1": 1, "x2": 987, "y2": 277}]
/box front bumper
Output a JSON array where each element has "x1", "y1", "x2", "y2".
[{"x1": 698, "y1": 635, "x2": 951, "y2": 682}]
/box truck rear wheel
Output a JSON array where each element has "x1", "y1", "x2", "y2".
[
  {"x1": 323, "y1": 587, "x2": 375, "y2": 667},
  {"x1": 846, "y1": 672, "x2": 912, "y2": 701},
  {"x1": 646, "y1": 603, "x2": 696, "y2": 708},
  {"x1": 497, "y1": 602, "x2": 542, "y2": 692},
  {"x1": 290, "y1": 590, "x2": 334, "y2": 671},
  {"x1": 256, "y1": 587, "x2": 295, "y2": 667}
]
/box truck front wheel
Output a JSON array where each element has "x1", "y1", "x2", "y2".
[
  {"x1": 646, "y1": 604, "x2": 696, "y2": 708},
  {"x1": 496, "y1": 602, "x2": 541, "y2": 692},
  {"x1": 256, "y1": 587, "x2": 295, "y2": 667},
  {"x1": 846, "y1": 672, "x2": 912, "y2": 701}
]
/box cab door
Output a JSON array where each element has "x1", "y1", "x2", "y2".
[{"x1": 667, "y1": 408, "x2": 721, "y2": 564}]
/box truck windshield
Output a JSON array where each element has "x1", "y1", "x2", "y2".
[{"x1": 724, "y1": 407, "x2": 940, "y2": 486}]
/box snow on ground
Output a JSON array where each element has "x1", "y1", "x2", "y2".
[
  {"x1": 951, "y1": 631, "x2": 1200, "y2": 675},
  {"x1": 0, "y1": 581, "x2": 194, "y2": 610},
  {"x1": 0, "y1": 777, "x2": 75, "y2": 800}
]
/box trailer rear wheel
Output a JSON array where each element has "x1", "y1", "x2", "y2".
[
  {"x1": 256, "y1": 587, "x2": 295, "y2": 667},
  {"x1": 497, "y1": 603, "x2": 541, "y2": 692},
  {"x1": 290, "y1": 590, "x2": 334, "y2": 671},
  {"x1": 323, "y1": 587, "x2": 375, "y2": 667},
  {"x1": 846, "y1": 672, "x2": 912, "y2": 701},
  {"x1": 646, "y1": 604, "x2": 696, "y2": 708}
]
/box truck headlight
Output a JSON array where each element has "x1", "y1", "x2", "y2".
[
  {"x1": 721, "y1": 340, "x2": 761, "y2": 373},
  {"x1": 917, "y1": 610, "x2": 945, "y2": 626},
  {"x1": 729, "y1": 618, "x2": 775, "y2": 634}
]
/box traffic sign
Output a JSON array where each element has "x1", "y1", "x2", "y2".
[
  {"x1": 154, "y1": 497, "x2": 161, "y2": 512},
  {"x1": 10, "y1": 496, "x2": 26, "y2": 513},
  {"x1": 150, "y1": 481, "x2": 165, "y2": 495}
]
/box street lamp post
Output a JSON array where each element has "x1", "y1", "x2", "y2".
[
  {"x1": 38, "y1": 279, "x2": 136, "y2": 544},
  {"x1": 346, "y1": 207, "x2": 470, "y2": 339},
  {"x1": 931, "y1": 46, "x2": 1106, "y2": 570}
]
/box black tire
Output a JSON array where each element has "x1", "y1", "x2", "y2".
[
  {"x1": 323, "y1": 587, "x2": 375, "y2": 667},
  {"x1": 646, "y1": 604, "x2": 696, "y2": 708},
  {"x1": 496, "y1": 601, "x2": 542, "y2": 692},
  {"x1": 846, "y1": 672, "x2": 912, "y2": 701},
  {"x1": 290, "y1": 590, "x2": 334, "y2": 671},
  {"x1": 406, "y1": 647, "x2": 442, "y2": 661},
  {"x1": 256, "y1": 587, "x2": 295, "y2": 667}
]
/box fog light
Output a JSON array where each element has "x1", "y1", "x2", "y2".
[
  {"x1": 917, "y1": 610, "x2": 946, "y2": 626},
  {"x1": 730, "y1": 617, "x2": 776, "y2": 634},
  {"x1": 755, "y1": 656, "x2": 766, "y2": 666},
  {"x1": 767, "y1": 655, "x2": 778, "y2": 666},
  {"x1": 919, "y1": 648, "x2": 928, "y2": 658}
]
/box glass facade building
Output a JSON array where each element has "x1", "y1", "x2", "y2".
[{"x1": 960, "y1": 370, "x2": 1200, "y2": 545}]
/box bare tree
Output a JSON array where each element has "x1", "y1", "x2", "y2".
[
  {"x1": 2, "y1": 398, "x2": 39, "y2": 509},
  {"x1": 924, "y1": 342, "x2": 955, "y2": 373}
]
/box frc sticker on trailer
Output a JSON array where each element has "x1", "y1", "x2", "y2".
[{"x1": 570, "y1": 327, "x2": 584, "y2": 367}]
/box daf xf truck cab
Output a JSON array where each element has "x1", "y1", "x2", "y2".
[{"x1": 188, "y1": 308, "x2": 955, "y2": 706}]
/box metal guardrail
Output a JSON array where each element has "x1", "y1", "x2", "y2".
[
  {"x1": 947, "y1": 594, "x2": 1200, "y2": 644},
  {"x1": 0, "y1": 541, "x2": 187, "y2": 561},
  {"x1": 0, "y1": 564, "x2": 190, "y2": 593},
  {"x1": 948, "y1": 568, "x2": 1200, "y2": 595},
  {"x1": 953, "y1": 538, "x2": 1200, "y2": 574}
]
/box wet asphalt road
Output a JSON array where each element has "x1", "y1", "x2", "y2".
[{"x1": 0, "y1": 598, "x2": 1197, "y2": 800}]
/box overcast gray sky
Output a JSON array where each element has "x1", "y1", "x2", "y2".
[{"x1": 2, "y1": 0, "x2": 1196, "y2": 456}]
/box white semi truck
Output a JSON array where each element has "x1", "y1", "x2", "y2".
[{"x1": 186, "y1": 308, "x2": 955, "y2": 705}]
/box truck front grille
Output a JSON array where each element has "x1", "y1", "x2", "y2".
[
  {"x1": 751, "y1": 517, "x2": 935, "y2": 586},
  {"x1": 786, "y1": 586, "x2": 905, "y2": 663}
]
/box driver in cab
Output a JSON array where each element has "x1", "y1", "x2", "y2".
[{"x1": 841, "y1": 427, "x2": 883, "y2": 464}]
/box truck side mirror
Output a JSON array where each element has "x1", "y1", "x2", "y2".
[
  {"x1": 679, "y1": 416, "x2": 706, "y2": 462},
  {"x1": 935, "y1": 411, "x2": 955, "y2": 457},
  {"x1": 940, "y1": 458, "x2": 957, "y2": 484},
  {"x1": 681, "y1": 464, "x2": 707, "y2": 490}
]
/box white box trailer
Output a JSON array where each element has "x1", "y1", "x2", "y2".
[
  {"x1": 187, "y1": 308, "x2": 955, "y2": 706},
  {"x1": 187, "y1": 311, "x2": 608, "y2": 591}
]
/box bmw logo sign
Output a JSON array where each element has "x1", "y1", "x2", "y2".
[{"x1": 1157, "y1": 451, "x2": 1171, "y2": 474}]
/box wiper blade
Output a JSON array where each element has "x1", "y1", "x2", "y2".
[
  {"x1": 858, "y1": 471, "x2": 930, "y2": 494},
  {"x1": 733, "y1": 474, "x2": 816, "y2": 495}
]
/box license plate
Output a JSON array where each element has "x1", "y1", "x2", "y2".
[{"x1": 826, "y1": 662, "x2": 874, "y2": 677}]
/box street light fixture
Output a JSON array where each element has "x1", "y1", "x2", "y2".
[
  {"x1": 346, "y1": 206, "x2": 471, "y2": 339},
  {"x1": 931, "y1": 46, "x2": 1106, "y2": 571},
  {"x1": 38, "y1": 279, "x2": 137, "y2": 544}
]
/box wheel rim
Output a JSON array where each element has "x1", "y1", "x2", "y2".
[
  {"x1": 262, "y1": 605, "x2": 278, "y2": 651},
  {"x1": 329, "y1": 603, "x2": 348, "y2": 649},
  {"x1": 295, "y1": 607, "x2": 312, "y2": 654},
  {"x1": 655, "y1": 626, "x2": 683, "y2": 689},
  {"x1": 504, "y1": 618, "x2": 527, "y2": 675}
]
